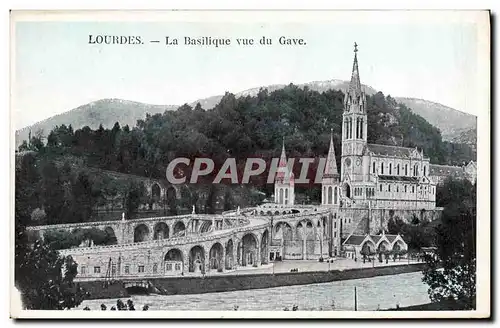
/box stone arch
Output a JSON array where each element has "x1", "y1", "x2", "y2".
[
  {"x1": 274, "y1": 221, "x2": 293, "y2": 241},
  {"x1": 209, "y1": 242, "x2": 224, "y2": 271},
  {"x1": 200, "y1": 221, "x2": 212, "y2": 233},
  {"x1": 267, "y1": 211, "x2": 272, "y2": 215},
  {"x1": 241, "y1": 233, "x2": 258, "y2": 266},
  {"x1": 361, "y1": 240, "x2": 376, "y2": 256},
  {"x1": 153, "y1": 222, "x2": 169, "y2": 240},
  {"x1": 188, "y1": 245, "x2": 206, "y2": 273},
  {"x1": 260, "y1": 229, "x2": 269, "y2": 264},
  {"x1": 225, "y1": 239, "x2": 234, "y2": 270},
  {"x1": 392, "y1": 239, "x2": 406, "y2": 252},
  {"x1": 151, "y1": 183, "x2": 162, "y2": 202},
  {"x1": 172, "y1": 221, "x2": 186, "y2": 237},
  {"x1": 164, "y1": 248, "x2": 184, "y2": 273},
  {"x1": 133, "y1": 224, "x2": 150, "y2": 243},
  {"x1": 377, "y1": 239, "x2": 390, "y2": 253},
  {"x1": 274, "y1": 211, "x2": 280, "y2": 215},
  {"x1": 104, "y1": 226, "x2": 118, "y2": 245},
  {"x1": 342, "y1": 183, "x2": 351, "y2": 198}
]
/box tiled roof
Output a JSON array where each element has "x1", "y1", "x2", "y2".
[
  {"x1": 344, "y1": 235, "x2": 366, "y2": 246},
  {"x1": 367, "y1": 144, "x2": 416, "y2": 158},
  {"x1": 371, "y1": 235, "x2": 382, "y2": 243}
]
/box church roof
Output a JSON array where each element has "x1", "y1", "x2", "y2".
[
  {"x1": 366, "y1": 143, "x2": 416, "y2": 158},
  {"x1": 378, "y1": 175, "x2": 419, "y2": 183},
  {"x1": 429, "y1": 164, "x2": 467, "y2": 178},
  {"x1": 385, "y1": 235, "x2": 398, "y2": 243},
  {"x1": 324, "y1": 130, "x2": 339, "y2": 178},
  {"x1": 343, "y1": 235, "x2": 366, "y2": 246}
]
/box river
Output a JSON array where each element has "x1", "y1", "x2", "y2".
[{"x1": 78, "y1": 271, "x2": 430, "y2": 311}]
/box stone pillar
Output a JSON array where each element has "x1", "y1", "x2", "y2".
[
  {"x1": 204, "y1": 250, "x2": 210, "y2": 274},
  {"x1": 256, "y1": 244, "x2": 261, "y2": 266},
  {"x1": 182, "y1": 248, "x2": 189, "y2": 274},
  {"x1": 233, "y1": 241, "x2": 238, "y2": 270},
  {"x1": 239, "y1": 243, "x2": 243, "y2": 266},
  {"x1": 221, "y1": 247, "x2": 226, "y2": 272}
]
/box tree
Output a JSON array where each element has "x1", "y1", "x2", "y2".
[
  {"x1": 124, "y1": 180, "x2": 146, "y2": 218},
  {"x1": 422, "y1": 179, "x2": 476, "y2": 309}
]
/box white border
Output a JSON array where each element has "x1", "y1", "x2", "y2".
[{"x1": 5, "y1": 5, "x2": 492, "y2": 321}]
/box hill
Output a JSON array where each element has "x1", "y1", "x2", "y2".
[
  {"x1": 15, "y1": 99, "x2": 177, "y2": 147},
  {"x1": 394, "y1": 97, "x2": 477, "y2": 143},
  {"x1": 190, "y1": 81, "x2": 476, "y2": 144}
]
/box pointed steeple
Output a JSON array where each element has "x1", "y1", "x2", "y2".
[
  {"x1": 324, "y1": 129, "x2": 339, "y2": 178},
  {"x1": 347, "y1": 42, "x2": 362, "y2": 98},
  {"x1": 278, "y1": 137, "x2": 287, "y2": 168}
]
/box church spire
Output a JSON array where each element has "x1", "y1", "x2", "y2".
[
  {"x1": 348, "y1": 42, "x2": 362, "y2": 97},
  {"x1": 324, "y1": 129, "x2": 339, "y2": 178},
  {"x1": 279, "y1": 137, "x2": 287, "y2": 168}
]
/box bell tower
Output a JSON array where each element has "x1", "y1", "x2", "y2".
[{"x1": 341, "y1": 42, "x2": 368, "y2": 183}]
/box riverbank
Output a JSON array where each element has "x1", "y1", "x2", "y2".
[{"x1": 80, "y1": 262, "x2": 426, "y2": 300}]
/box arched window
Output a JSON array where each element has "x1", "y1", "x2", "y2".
[
  {"x1": 360, "y1": 118, "x2": 363, "y2": 139},
  {"x1": 405, "y1": 164, "x2": 408, "y2": 176},
  {"x1": 279, "y1": 188, "x2": 284, "y2": 204},
  {"x1": 379, "y1": 184, "x2": 383, "y2": 192},
  {"x1": 285, "y1": 188, "x2": 288, "y2": 199},
  {"x1": 328, "y1": 186, "x2": 332, "y2": 204},
  {"x1": 415, "y1": 164, "x2": 419, "y2": 176},
  {"x1": 404, "y1": 185, "x2": 407, "y2": 193},
  {"x1": 381, "y1": 163, "x2": 384, "y2": 175},
  {"x1": 412, "y1": 185, "x2": 415, "y2": 193},
  {"x1": 397, "y1": 164, "x2": 400, "y2": 175},
  {"x1": 372, "y1": 162, "x2": 376, "y2": 174},
  {"x1": 388, "y1": 184, "x2": 391, "y2": 192},
  {"x1": 334, "y1": 187, "x2": 338, "y2": 204},
  {"x1": 424, "y1": 166, "x2": 427, "y2": 176},
  {"x1": 389, "y1": 163, "x2": 392, "y2": 175}
]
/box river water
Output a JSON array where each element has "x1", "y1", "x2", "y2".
[{"x1": 78, "y1": 271, "x2": 430, "y2": 311}]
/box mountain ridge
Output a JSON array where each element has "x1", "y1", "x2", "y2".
[{"x1": 15, "y1": 80, "x2": 477, "y2": 148}]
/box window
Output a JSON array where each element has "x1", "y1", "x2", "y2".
[
  {"x1": 153, "y1": 263, "x2": 158, "y2": 274},
  {"x1": 388, "y1": 184, "x2": 391, "y2": 192},
  {"x1": 111, "y1": 264, "x2": 117, "y2": 276},
  {"x1": 349, "y1": 218, "x2": 351, "y2": 224},
  {"x1": 80, "y1": 266, "x2": 86, "y2": 275},
  {"x1": 405, "y1": 164, "x2": 408, "y2": 176},
  {"x1": 94, "y1": 266, "x2": 101, "y2": 274},
  {"x1": 381, "y1": 163, "x2": 384, "y2": 174},
  {"x1": 372, "y1": 162, "x2": 376, "y2": 174},
  {"x1": 397, "y1": 164, "x2": 400, "y2": 175},
  {"x1": 424, "y1": 166, "x2": 427, "y2": 176},
  {"x1": 415, "y1": 164, "x2": 419, "y2": 176},
  {"x1": 396, "y1": 185, "x2": 399, "y2": 192},
  {"x1": 175, "y1": 263, "x2": 181, "y2": 271},
  {"x1": 412, "y1": 186, "x2": 415, "y2": 193},
  {"x1": 379, "y1": 184, "x2": 382, "y2": 192},
  {"x1": 334, "y1": 232, "x2": 337, "y2": 238},
  {"x1": 138, "y1": 265, "x2": 145, "y2": 273},
  {"x1": 166, "y1": 263, "x2": 172, "y2": 271},
  {"x1": 125, "y1": 265, "x2": 130, "y2": 274},
  {"x1": 405, "y1": 185, "x2": 407, "y2": 193},
  {"x1": 389, "y1": 163, "x2": 392, "y2": 175}
]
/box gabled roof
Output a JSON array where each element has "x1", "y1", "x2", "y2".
[
  {"x1": 343, "y1": 235, "x2": 366, "y2": 246},
  {"x1": 324, "y1": 130, "x2": 339, "y2": 178},
  {"x1": 371, "y1": 235, "x2": 382, "y2": 244},
  {"x1": 385, "y1": 235, "x2": 398, "y2": 243},
  {"x1": 367, "y1": 144, "x2": 418, "y2": 158}
]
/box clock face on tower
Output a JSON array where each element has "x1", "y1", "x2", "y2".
[{"x1": 356, "y1": 158, "x2": 361, "y2": 166}]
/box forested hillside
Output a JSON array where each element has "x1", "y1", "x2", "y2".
[{"x1": 20, "y1": 85, "x2": 476, "y2": 187}]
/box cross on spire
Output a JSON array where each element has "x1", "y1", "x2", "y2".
[{"x1": 354, "y1": 42, "x2": 358, "y2": 53}]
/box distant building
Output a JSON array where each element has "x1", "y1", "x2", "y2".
[{"x1": 429, "y1": 161, "x2": 477, "y2": 185}]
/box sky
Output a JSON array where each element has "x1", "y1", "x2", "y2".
[{"x1": 12, "y1": 12, "x2": 485, "y2": 129}]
